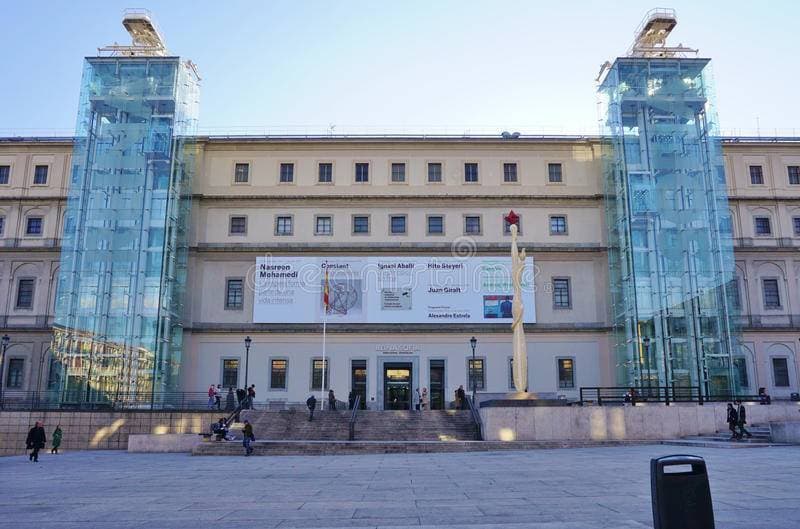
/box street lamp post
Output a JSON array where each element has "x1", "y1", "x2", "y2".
[
  {"x1": 0, "y1": 334, "x2": 9, "y2": 409},
  {"x1": 244, "y1": 336, "x2": 252, "y2": 389},
  {"x1": 470, "y1": 336, "x2": 477, "y2": 406}
]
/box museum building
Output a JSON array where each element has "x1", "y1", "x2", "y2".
[{"x1": 0, "y1": 9, "x2": 798, "y2": 409}]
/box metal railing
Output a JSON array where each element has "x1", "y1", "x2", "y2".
[
  {"x1": 579, "y1": 386, "x2": 703, "y2": 406},
  {"x1": 348, "y1": 395, "x2": 362, "y2": 441},
  {"x1": 465, "y1": 395, "x2": 483, "y2": 440}
]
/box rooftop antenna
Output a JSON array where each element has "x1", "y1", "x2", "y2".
[{"x1": 98, "y1": 8, "x2": 168, "y2": 57}]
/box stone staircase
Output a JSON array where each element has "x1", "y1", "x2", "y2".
[
  {"x1": 662, "y1": 424, "x2": 784, "y2": 448},
  {"x1": 238, "y1": 409, "x2": 351, "y2": 441},
  {"x1": 355, "y1": 410, "x2": 479, "y2": 441}
]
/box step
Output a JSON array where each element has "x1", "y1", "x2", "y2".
[
  {"x1": 661, "y1": 439, "x2": 787, "y2": 449},
  {"x1": 192, "y1": 439, "x2": 655, "y2": 456}
]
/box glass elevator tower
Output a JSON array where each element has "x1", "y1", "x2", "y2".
[
  {"x1": 598, "y1": 9, "x2": 738, "y2": 399},
  {"x1": 49, "y1": 11, "x2": 200, "y2": 406}
]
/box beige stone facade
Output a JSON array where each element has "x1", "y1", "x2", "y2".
[{"x1": 0, "y1": 136, "x2": 798, "y2": 407}]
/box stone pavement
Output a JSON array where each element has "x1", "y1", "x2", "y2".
[{"x1": 1, "y1": 445, "x2": 799, "y2": 529}]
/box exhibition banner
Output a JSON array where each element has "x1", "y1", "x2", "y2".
[{"x1": 253, "y1": 256, "x2": 536, "y2": 324}]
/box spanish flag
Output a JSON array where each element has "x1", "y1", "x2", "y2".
[{"x1": 323, "y1": 267, "x2": 330, "y2": 313}]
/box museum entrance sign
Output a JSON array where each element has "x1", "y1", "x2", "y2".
[{"x1": 253, "y1": 256, "x2": 536, "y2": 324}]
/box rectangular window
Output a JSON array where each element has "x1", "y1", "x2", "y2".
[
  {"x1": 234, "y1": 163, "x2": 250, "y2": 183},
  {"x1": 464, "y1": 215, "x2": 481, "y2": 235},
  {"x1": 733, "y1": 357, "x2": 749, "y2": 388},
  {"x1": 467, "y1": 358, "x2": 485, "y2": 391},
  {"x1": 772, "y1": 358, "x2": 790, "y2": 387},
  {"x1": 553, "y1": 278, "x2": 571, "y2": 309},
  {"x1": 0, "y1": 165, "x2": 9, "y2": 185},
  {"x1": 464, "y1": 163, "x2": 479, "y2": 183},
  {"x1": 749, "y1": 165, "x2": 764, "y2": 185},
  {"x1": 427, "y1": 162, "x2": 442, "y2": 183},
  {"x1": 503, "y1": 163, "x2": 518, "y2": 183},
  {"x1": 390, "y1": 215, "x2": 406, "y2": 235},
  {"x1": 355, "y1": 162, "x2": 369, "y2": 183},
  {"x1": 318, "y1": 162, "x2": 333, "y2": 183},
  {"x1": 33, "y1": 165, "x2": 48, "y2": 185},
  {"x1": 557, "y1": 358, "x2": 575, "y2": 389},
  {"x1": 26, "y1": 217, "x2": 43, "y2": 236},
  {"x1": 279, "y1": 163, "x2": 294, "y2": 183},
  {"x1": 271, "y1": 359, "x2": 287, "y2": 390},
  {"x1": 793, "y1": 217, "x2": 800, "y2": 236},
  {"x1": 391, "y1": 163, "x2": 406, "y2": 183},
  {"x1": 6, "y1": 358, "x2": 24, "y2": 388},
  {"x1": 503, "y1": 215, "x2": 522, "y2": 235},
  {"x1": 754, "y1": 216, "x2": 771, "y2": 236},
  {"x1": 352, "y1": 215, "x2": 369, "y2": 234},
  {"x1": 222, "y1": 359, "x2": 239, "y2": 388},
  {"x1": 225, "y1": 279, "x2": 244, "y2": 309},
  {"x1": 275, "y1": 215, "x2": 293, "y2": 236},
  {"x1": 16, "y1": 279, "x2": 34, "y2": 309},
  {"x1": 548, "y1": 163, "x2": 563, "y2": 183},
  {"x1": 311, "y1": 358, "x2": 329, "y2": 390},
  {"x1": 789, "y1": 166, "x2": 800, "y2": 185},
  {"x1": 427, "y1": 215, "x2": 444, "y2": 235},
  {"x1": 549, "y1": 215, "x2": 567, "y2": 235},
  {"x1": 762, "y1": 279, "x2": 781, "y2": 309},
  {"x1": 229, "y1": 216, "x2": 247, "y2": 235},
  {"x1": 315, "y1": 216, "x2": 332, "y2": 236}
]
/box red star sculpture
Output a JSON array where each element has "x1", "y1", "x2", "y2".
[{"x1": 505, "y1": 210, "x2": 520, "y2": 227}]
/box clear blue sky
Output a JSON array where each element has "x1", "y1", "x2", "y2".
[{"x1": 1, "y1": 0, "x2": 797, "y2": 136}]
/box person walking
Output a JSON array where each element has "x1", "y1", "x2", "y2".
[
  {"x1": 207, "y1": 384, "x2": 216, "y2": 409},
  {"x1": 236, "y1": 387, "x2": 246, "y2": 407},
  {"x1": 214, "y1": 384, "x2": 222, "y2": 410},
  {"x1": 348, "y1": 391, "x2": 355, "y2": 410},
  {"x1": 51, "y1": 425, "x2": 63, "y2": 454},
  {"x1": 727, "y1": 403, "x2": 740, "y2": 440},
  {"x1": 421, "y1": 387, "x2": 429, "y2": 411},
  {"x1": 242, "y1": 420, "x2": 255, "y2": 456},
  {"x1": 25, "y1": 421, "x2": 46, "y2": 462},
  {"x1": 414, "y1": 388, "x2": 421, "y2": 411},
  {"x1": 306, "y1": 394, "x2": 317, "y2": 421},
  {"x1": 225, "y1": 387, "x2": 235, "y2": 411},
  {"x1": 247, "y1": 385, "x2": 256, "y2": 409},
  {"x1": 736, "y1": 400, "x2": 753, "y2": 439},
  {"x1": 328, "y1": 389, "x2": 337, "y2": 411}
]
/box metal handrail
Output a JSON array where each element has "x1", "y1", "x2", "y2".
[
  {"x1": 465, "y1": 395, "x2": 483, "y2": 440},
  {"x1": 348, "y1": 395, "x2": 362, "y2": 441},
  {"x1": 578, "y1": 386, "x2": 703, "y2": 406}
]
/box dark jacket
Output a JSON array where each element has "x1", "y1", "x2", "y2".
[
  {"x1": 307, "y1": 396, "x2": 317, "y2": 410},
  {"x1": 738, "y1": 405, "x2": 747, "y2": 425},
  {"x1": 727, "y1": 407, "x2": 738, "y2": 425},
  {"x1": 26, "y1": 426, "x2": 46, "y2": 449},
  {"x1": 243, "y1": 423, "x2": 254, "y2": 440},
  {"x1": 52, "y1": 428, "x2": 63, "y2": 448}
]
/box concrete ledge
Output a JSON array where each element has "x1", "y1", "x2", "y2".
[
  {"x1": 770, "y1": 421, "x2": 800, "y2": 444},
  {"x1": 127, "y1": 434, "x2": 204, "y2": 453}
]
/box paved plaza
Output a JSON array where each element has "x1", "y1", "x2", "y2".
[{"x1": 1, "y1": 445, "x2": 799, "y2": 529}]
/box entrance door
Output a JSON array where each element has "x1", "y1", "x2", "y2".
[
  {"x1": 429, "y1": 360, "x2": 445, "y2": 410},
  {"x1": 351, "y1": 360, "x2": 367, "y2": 409},
  {"x1": 383, "y1": 362, "x2": 412, "y2": 410}
]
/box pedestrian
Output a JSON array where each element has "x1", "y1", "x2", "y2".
[
  {"x1": 414, "y1": 388, "x2": 421, "y2": 411},
  {"x1": 456, "y1": 385, "x2": 466, "y2": 410},
  {"x1": 421, "y1": 387, "x2": 429, "y2": 411},
  {"x1": 328, "y1": 389, "x2": 337, "y2": 411},
  {"x1": 242, "y1": 420, "x2": 255, "y2": 456},
  {"x1": 51, "y1": 425, "x2": 63, "y2": 454},
  {"x1": 736, "y1": 400, "x2": 752, "y2": 439},
  {"x1": 348, "y1": 391, "x2": 355, "y2": 410},
  {"x1": 247, "y1": 385, "x2": 256, "y2": 409},
  {"x1": 306, "y1": 394, "x2": 317, "y2": 421},
  {"x1": 236, "y1": 387, "x2": 246, "y2": 407},
  {"x1": 225, "y1": 387, "x2": 235, "y2": 411},
  {"x1": 207, "y1": 384, "x2": 216, "y2": 409},
  {"x1": 727, "y1": 403, "x2": 740, "y2": 440},
  {"x1": 25, "y1": 421, "x2": 46, "y2": 462},
  {"x1": 214, "y1": 384, "x2": 222, "y2": 410}
]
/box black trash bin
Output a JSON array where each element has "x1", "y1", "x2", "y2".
[{"x1": 651, "y1": 455, "x2": 714, "y2": 529}]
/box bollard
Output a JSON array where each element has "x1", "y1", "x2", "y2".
[{"x1": 651, "y1": 455, "x2": 714, "y2": 529}]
